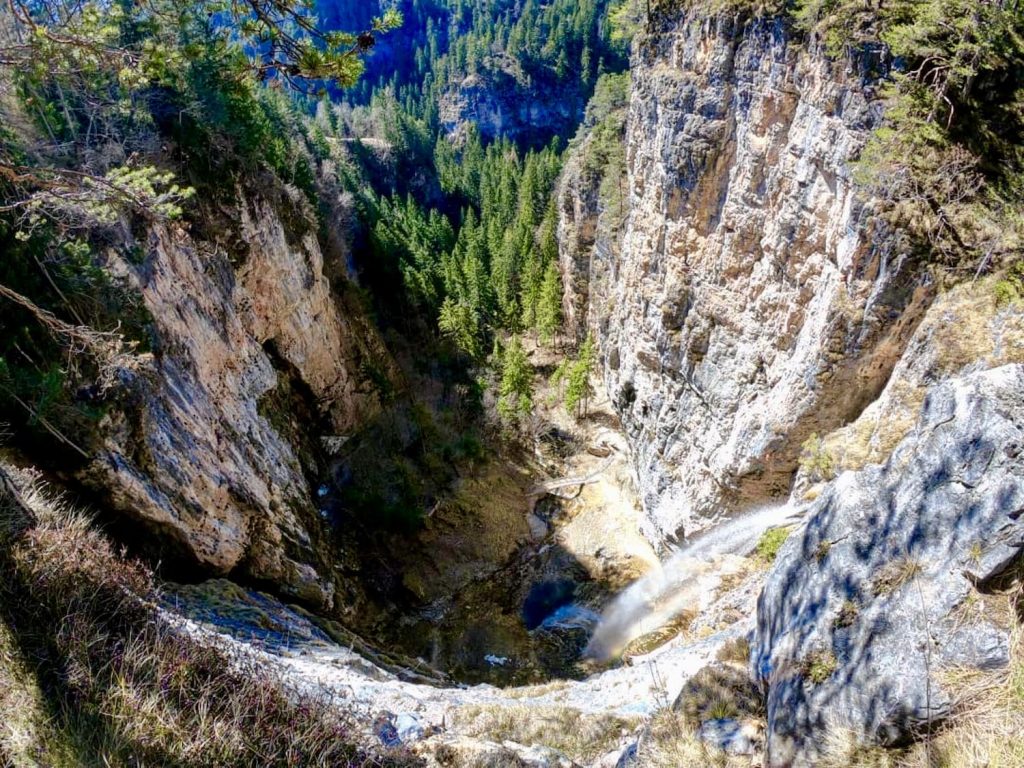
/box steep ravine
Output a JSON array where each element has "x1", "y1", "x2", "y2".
[
  {"x1": 158, "y1": 7, "x2": 1024, "y2": 764},
  {"x1": 4, "y1": 5, "x2": 1024, "y2": 768}
]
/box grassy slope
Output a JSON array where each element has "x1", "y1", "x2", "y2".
[{"x1": 0, "y1": 463, "x2": 420, "y2": 768}]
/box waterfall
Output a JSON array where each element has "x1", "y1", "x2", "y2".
[{"x1": 585, "y1": 500, "x2": 805, "y2": 660}]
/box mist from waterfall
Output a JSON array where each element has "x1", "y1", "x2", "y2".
[{"x1": 585, "y1": 500, "x2": 805, "y2": 661}]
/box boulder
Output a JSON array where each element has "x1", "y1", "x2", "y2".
[{"x1": 753, "y1": 365, "x2": 1024, "y2": 765}]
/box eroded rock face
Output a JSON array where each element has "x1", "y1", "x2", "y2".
[
  {"x1": 557, "y1": 77, "x2": 630, "y2": 345},
  {"x1": 794, "y1": 275, "x2": 1024, "y2": 492},
  {"x1": 85, "y1": 186, "x2": 393, "y2": 607},
  {"x1": 753, "y1": 365, "x2": 1024, "y2": 766},
  {"x1": 563, "y1": 11, "x2": 929, "y2": 544},
  {"x1": 440, "y1": 67, "x2": 583, "y2": 145}
]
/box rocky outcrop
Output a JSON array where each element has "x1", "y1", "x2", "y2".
[
  {"x1": 440, "y1": 63, "x2": 584, "y2": 146},
  {"x1": 563, "y1": 10, "x2": 930, "y2": 544},
  {"x1": 753, "y1": 364, "x2": 1024, "y2": 766},
  {"x1": 85, "y1": 184, "x2": 394, "y2": 608},
  {"x1": 795, "y1": 275, "x2": 1024, "y2": 494}
]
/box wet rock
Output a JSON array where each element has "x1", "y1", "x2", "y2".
[
  {"x1": 753, "y1": 365, "x2": 1024, "y2": 766},
  {"x1": 528, "y1": 513, "x2": 550, "y2": 541}
]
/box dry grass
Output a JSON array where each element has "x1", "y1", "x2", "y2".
[
  {"x1": 872, "y1": 557, "x2": 924, "y2": 597},
  {"x1": 673, "y1": 664, "x2": 764, "y2": 728},
  {"x1": 0, "y1": 465, "x2": 419, "y2": 768},
  {"x1": 818, "y1": 728, "x2": 909, "y2": 768},
  {"x1": 633, "y1": 709, "x2": 749, "y2": 768},
  {"x1": 916, "y1": 619, "x2": 1024, "y2": 768},
  {"x1": 820, "y1": 588, "x2": 1024, "y2": 768},
  {"x1": 452, "y1": 704, "x2": 638, "y2": 765},
  {"x1": 802, "y1": 649, "x2": 839, "y2": 685},
  {"x1": 716, "y1": 636, "x2": 752, "y2": 665}
]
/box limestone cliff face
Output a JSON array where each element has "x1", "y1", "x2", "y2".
[
  {"x1": 557, "y1": 75, "x2": 630, "y2": 345},
  {"x1": 85, "y1": 184, "x2": 393, "y2": 607},
  {"x1": 562, "y1": 11, "x2": 928, "y2": 544},
  {"x1": 440, "y1": 67, "x2": 584, "y2": 145}
]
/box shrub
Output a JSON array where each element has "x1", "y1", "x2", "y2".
[
  {"x1": 833, "y1": 600, "x2": 860, "y2": 629},
  {"x1": 799, "y1": 433, "x2": 837, "y2": 482},
  {"x1": 872, "y1": 557, "x2": 924, "y2": 597},
  {"x1": 803, "y1": 649, "x2": 839, "y2": 685},
  {"x1": 995, "y1": 262, "x2": 1024, "y2": 307},
  {"x1": 755, "y1": 526, "x2": 792, "y2": 564}
]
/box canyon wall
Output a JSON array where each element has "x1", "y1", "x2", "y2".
[
  {"x1": 562, "y1": 11, "x2": 930, "y2": 544},
  {"x1": 83, "y1": 183, "x2": 394, "y2": 608}
]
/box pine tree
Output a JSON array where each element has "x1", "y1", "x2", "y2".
[
  {"x1": 497, "y1": 336, "x2": 533, "y2": 426},
  {"x1": 536, "y1": 261, "x2": 563, "y2": 345},
  {"x1": 438, "y1": 297, "x2": 482, "y2": 359},
  {"x1": 565, "y1": 336, "x2": 595, "y2": 420}
]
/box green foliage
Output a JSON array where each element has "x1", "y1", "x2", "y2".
[
  {"x1": 336, "y1": 400, "x2": 485, "y2": 531},
  {"x1": 799, "y1": 433, "x2": 836, "y2": 482},
  {"x1": 0, "y1": 0, "x2": 393, "y2": 467},
  {"x1": 833, "y1": 599, "x2": 860, "y2": 629},
  {"x1": 803, "y1": 649, "x2": 838, "y2": 685},
  {"x1": 804, "y1": 0, "x2": 1024, "y2": 269},
  {"x1": 564, "y1": 336, "x2": 596, "y2": 419},
  {"x1": 370, "y1": 194, "x2": 455, "y2": 312},
  {"x1": 995, "y1": 262, "x2": 1024, "y2": 307},
  {"x1": 581, "y1": 72, "x2": 631, "y2": 229},
  {"x1": 497, "y1": 336, "x2": 534, "y2": 426},
  {"x1": 755, "y1": 526, "x2": 792, "y2": 563},
  {"x1": 439, "y1": 296, "x2": 484, "y2": 359},
  {"x1": 536, "y1": 261, "x2": 564, "y2": 344}
]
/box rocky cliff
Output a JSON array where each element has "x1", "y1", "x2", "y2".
[
  {"x1": 440, "y1": 65, "x2": 585, "y2": 146},
  {"x1": 561, "y1": 10, "x2": 930, "y2": 545},
  {"x1": 84, "y1": 182, "x2": 394, "y2": 608}
]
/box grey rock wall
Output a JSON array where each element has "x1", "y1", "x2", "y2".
[
  {"x1": 563, "y1": 11, "x2": 929, "y2": 545},
  {"x1": 84, "y1": 185, "x2": 393, "y2": 608}
]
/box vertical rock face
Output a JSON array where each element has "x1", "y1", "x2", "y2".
[
  {"x1": 85, "y1": 186, "x2": 393, "y2": 607},
  {"x1": 557, "y1": 75, "x2": 631, "y2": 345},
  {"x1": 564, "y1": 11, "x2": 928, "y2": 544}
]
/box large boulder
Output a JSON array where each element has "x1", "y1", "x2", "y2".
[{"x1": 753, "y1": 364, "x2": 1024, "y2": 766}]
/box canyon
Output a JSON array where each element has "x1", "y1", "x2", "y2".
[{"x1": 1, "y1": 2, "x2": 1023, "y2": 767}]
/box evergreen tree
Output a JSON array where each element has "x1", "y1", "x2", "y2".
[
  {"x1": 497, "y1": 336, "x2": 534, "y2": 425},
  {"x1": 439, "y1": 297, "x2": 483, "y2": 359},
  {"x1": 565, "y1": 336, "x2": 596, "y2": 420},
  {"x1": 536, "y1": 261, "x2": 563, "y2": 345}
]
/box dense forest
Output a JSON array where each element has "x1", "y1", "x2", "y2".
[{"x1": 0, "y1": 0, "x2": 629, "y2": 534}]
